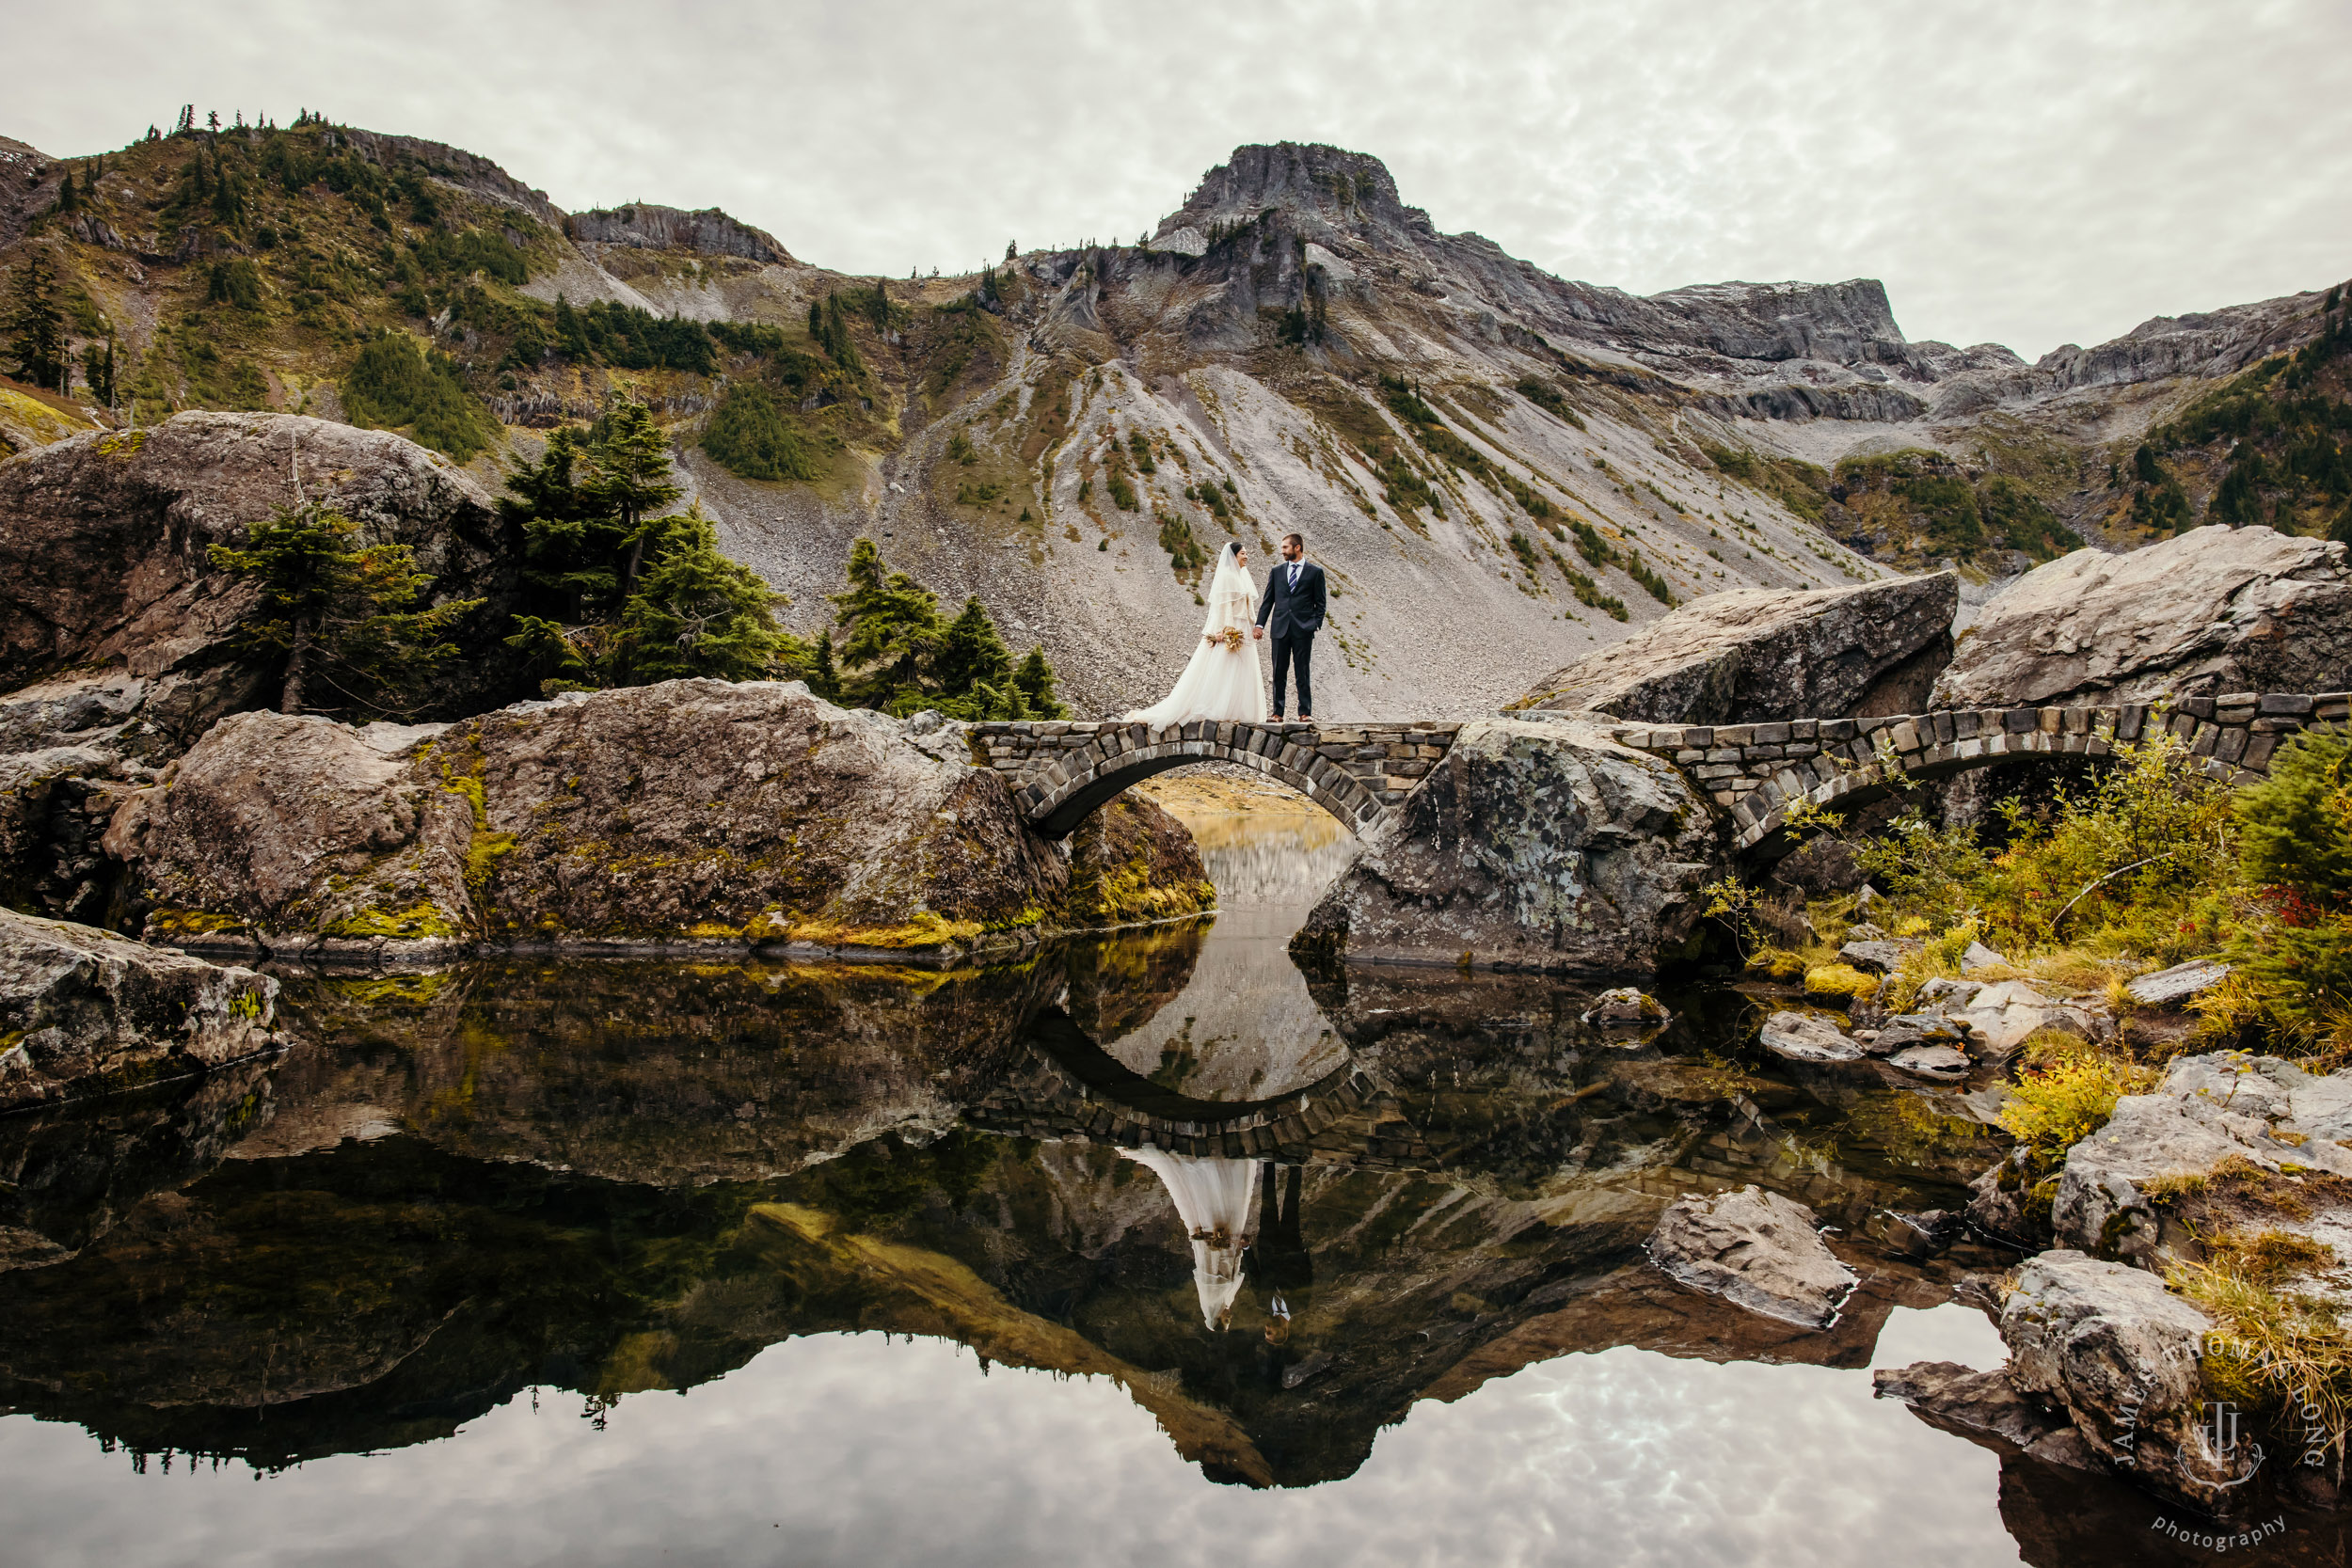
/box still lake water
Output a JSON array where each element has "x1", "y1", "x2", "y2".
[{"x1": 0, "y1": 800, "x2": 2328, "y2": 1566}]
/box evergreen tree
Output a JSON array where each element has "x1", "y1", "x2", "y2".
[
  {"x1": 208, "y1": 500, "x2": 481, "y2": 715},
  {"x1": 552, "y1": 293, "x2": 588, "y2": 358},
  {"x1": 616, "y1": 504, "x2": 805, "y2": 684},
  {"x1": 867, "y1": 277, "x2": 889, "y2": 329},
  {"x1": 5, "y1": 251, "x2": 68, "y2": 392},
  {"x1": 581, "y1": 396, "x2": 683, "y2": 597},
  {"x1": 830, "y1": 537, "x2": 945, "y2": 711},
  {"x1": 809, "y1": 292, "x2": 863, "y2": 372},
  {"x1": 499, "y1": 427, "x2": 629, "y2": 617},
  {"x1": 210, "y1": 163, "x2": 246, "y2": 229},
  {"x1": 808, "y1": 626, "x2": 841, "y2": 701},
  {"x1": 55, "y1": 173, "x2": 77, "y2": 214},
  {"x1": 1013, "y1": 646, "x2": 1069, "y2": 719},
  {"x1": 81, "y1": 334, "x2": 115, "y2": 406},
  {"x1": 933, "y1": 596, "x2": 1018, "y2": 709}
]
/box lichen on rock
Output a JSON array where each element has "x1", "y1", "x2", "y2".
[
  {"x1": 1293, "y1": 717, "x2": 1722, "y2": 976},
  {"x1": 0, "y1": 908, "x2": 280, "y2": 1110},
  {"x1": 102, "y1": 679, "x2": 1208, "y2": 959}
]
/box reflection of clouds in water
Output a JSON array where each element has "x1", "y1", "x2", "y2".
[
  {"x1": 1100, "y1": 808, "x2": 1358, "y2": 1101},
  {"x1": 0, "y1": 1311, "x2": 2023, "y2": 1568},
  {"x1": 1119, "y1": 1148, "x2": 1261, "y2": 1330}
]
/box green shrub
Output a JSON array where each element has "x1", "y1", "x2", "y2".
[
  {"x1": 342, "y1": 330, "x2": 499, "y2": 462},
  {"x1": 1996, "y1": 1053, "x2": 2157, "y2": 1164},
  {"x1": 702, "y1": 383, "x2": 816, "y2": 482},
  {"x1": 2231, "y1": 730, "x2": 2352, "y2": 1043}
]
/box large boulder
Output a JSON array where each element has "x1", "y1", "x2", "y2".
[
  {"x1": 1933, "y1": 525, "x2": 2352, "y2": 707},
  {"x1": 1292, "y1": 718, "x2": 1721, "y2": 975},
  {"x1": 0, "y1": 908, "x2": 279, "y2": 1111},
  {"x1": 105, "y1": 679, "x2": 1191, "y2": 959},
  {"x1": 1999, "y1": 1250, "x2": 2230, "y2": 1509},
  {"x1": 0, "y1": 411, "x2": 522, "y2": 745},
  {"x1": 1645, "y1": 1185, "x2": 1856, "y2": 1328},
  {"x1": 1514, "y1": 572, "x2": 1957, "y2": 722}
]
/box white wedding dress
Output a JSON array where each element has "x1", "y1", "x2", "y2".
[
  {"x1": 1120, "y1": 1148, "x2": 1262, "y2": 1331},
  {"x1": 1126, "y1": 544, "x2": 1268, "y2": 726}
]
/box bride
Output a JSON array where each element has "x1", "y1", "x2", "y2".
[{"x1": 1127, "y1": 542, "x2": 1268, "y2": 725}]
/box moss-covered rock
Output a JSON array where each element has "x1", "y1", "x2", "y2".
[
  {"x1": 104, "y1": 680, "x2": 1208, "y2": 959},
  {"x1": 1060, "y1": 796, "x2": 1216, "y2": 927}
]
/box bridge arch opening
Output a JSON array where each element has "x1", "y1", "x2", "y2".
[
  {"x1": 1741, "y1": 726, "x2": 2165, "y2": 861},
  {"x1": 974, "y1": 721, "x2": 1460, "y2": 839},
  {"x1": 1038, "y1": 745, "x2": 1376, "y2": 838}
]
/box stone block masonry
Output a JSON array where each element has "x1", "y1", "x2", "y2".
[
  {"x1": 1597, "y1": 692, "x2": 2351, "y2": 856},
  {"x1": 972, "y1": 694, "x2": 2347, "y2": 854},
  {"x1": 967, "y1": 721, "x2": 1463, "y2": 837}
]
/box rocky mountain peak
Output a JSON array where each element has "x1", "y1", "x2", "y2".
[
  {"x1": 1165, "y1": 142, "x2": 1431, "y2": 243},
  {"x1": 565, "y1": 203, "x2": 795, "y2": 265}
]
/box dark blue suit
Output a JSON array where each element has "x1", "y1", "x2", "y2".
[{"x1": 1255, "y1": 559, "x2": 1326, "y2": 718}]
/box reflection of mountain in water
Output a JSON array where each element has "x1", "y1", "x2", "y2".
[
  {"x1": 0, "y1": 949, "x2": 2015, "y2": 1487},
  {"x1": 4, "y1": 809, "x2": 2197, "y2": 1561}
]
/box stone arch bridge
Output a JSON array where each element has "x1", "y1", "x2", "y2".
[{"x1": 970, "y1": 692, "x2": 2346, "y2": 852}]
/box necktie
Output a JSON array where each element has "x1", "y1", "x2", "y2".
[{"x1": 1289, "y1": 563, "x2": 1299, "y2": 588}]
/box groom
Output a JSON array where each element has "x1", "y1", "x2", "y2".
[{"x1": 1252, "y1": 531, "x2": 1326, "y2": 721}]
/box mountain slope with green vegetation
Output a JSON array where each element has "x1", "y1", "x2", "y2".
[{"x1": 6, "y1": 118, "x2": 2346, "y2": 716}]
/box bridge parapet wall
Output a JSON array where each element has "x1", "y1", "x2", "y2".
[{"x1": 1595, "y1": 691, "x2": 2349, "y2": 855}]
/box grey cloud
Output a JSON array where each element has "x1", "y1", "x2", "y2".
[{"x1": 8, "y1": 0, "x2": 2348, "y2": 357}]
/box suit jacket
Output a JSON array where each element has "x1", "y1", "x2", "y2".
[{"x1": 1256, "y1": 559, "x2": 1327, "y2": 639}]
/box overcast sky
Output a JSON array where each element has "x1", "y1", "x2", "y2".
[{"x1": 9, "y1": 0, "x2": 2348, "y2": 359}]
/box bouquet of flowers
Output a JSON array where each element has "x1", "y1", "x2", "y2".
[{"x1": 1216, "y1": 626, "x2": 1246, "y2": 652}]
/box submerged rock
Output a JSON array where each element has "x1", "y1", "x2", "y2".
[
  {"x1": 1872, "y1": 1360, "x2": 2093, "y2": 1468},
  {"x1": 1888, "y1": 1043, "x2": 1971, "y2": 1082},
  {"x1": 1294, "y1": 718, "x2": 1720, "y2": 975},
  {"x1": 1515, "y1": 573, "x2": 1957, "y2": 722},
  {"x1": 1932, "y1": 525, "x2": 2352, "y2": 707},
  {"x1": 105, "y1": 680, "x2": 1192, "y2": 958},
  {"x1": 0, "y1": 909, "x2": 279, "y2": 1111},
  {"x1": 1645, "y1": 1185, "x2": 1856, "y2": 1328}
]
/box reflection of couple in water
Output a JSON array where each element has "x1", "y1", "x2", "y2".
[{"x1": 1120, "y1": 1148, "x2": 1311, "y2": 1338}]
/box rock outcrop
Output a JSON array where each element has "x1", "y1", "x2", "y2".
[
  {"x1": 1933, "y1": 526, "x2": 2352, "y2": 707},
  {"x1": 2049, "y1": 1051, "x2": 2352, "y2": 1263},
  {"x1": 104, "y1": 680, "x2": 1197, "y2": 959},
  {"x1": 1999, "y1": 1250, "x2": 2228, "y2": 1509},
  {"x1": 0, "y1": 412, "x2": 523, "y2": 747},
  {"x1": 567, "y1": 204, "x2": 794, "y2": 264},
  {"x1": 1293, "y1": 718, "x2": 1720, "y2": 975},
  {"x1": 0, "y1": 909, "x2": 279, "y2": 1110},
  {"x1": 1516, "y1": 573, "x2": 1957, "y2": 723},
  {"x1": 1645, "y1": 1185, "x2": 1856, "y2": 1328},
  {"x1": 1062, "y1": 797, "x2": 1216, "y2": 927}
]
